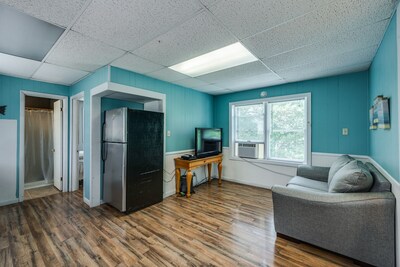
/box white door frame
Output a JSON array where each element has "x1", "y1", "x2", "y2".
[
  {"x1": 69, "y1": 91, "x2": 84, "y2": 192},
  {"x1": 19, "y1": 91, "x2": 69, "y2": 201},
  {"x1": 88, "y1": 82, "x2": 166, "y2": 207}
]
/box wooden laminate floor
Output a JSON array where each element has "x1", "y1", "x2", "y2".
[
  {"x1": 0, "y1": 181, "x2": 360, "y2": 267},
  {"x1": 24, "y1": 185, "x2": 61, "y2": 200}
]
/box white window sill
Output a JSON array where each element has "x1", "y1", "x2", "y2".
[{"x1": 228, "y1": 156, "x2": 305, "y2": 168}]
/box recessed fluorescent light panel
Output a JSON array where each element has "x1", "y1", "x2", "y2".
[
  {"x1": 0, "y1": 3, "x2": 64, "y2": 61},
  {"x1": 169, "y1": 42, "x2": 258, "y2": 77}
]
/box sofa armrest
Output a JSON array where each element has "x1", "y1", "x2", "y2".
[
  {"x1": 296, "y1": 165, "x2": 329, "y2": 182},
  {"x1": 272, "y1": 185, "x2": 395, "y2": 267}
]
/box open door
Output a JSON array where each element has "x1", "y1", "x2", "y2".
[{"x1": 53, "y1": 100, "x2": 63, "y2": 191}]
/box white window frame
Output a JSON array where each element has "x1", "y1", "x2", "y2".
[{"x1": 229, "y1": 93, "x2": 311, "y2": 167}]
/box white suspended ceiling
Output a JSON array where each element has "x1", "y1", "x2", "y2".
[{"x1": 0, "y1": 0, "x2": 397, "y2": 93}]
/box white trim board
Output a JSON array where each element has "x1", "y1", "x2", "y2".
[
  {"x1": 0, "y1": 198, "x2": 19, "y2": 206},
  {"x1": 84, "y1": 197, "x2": 91, "y2": 207},
  {"x1": 0, "y1": 119, "x2": 18, "y2": 206},
  {"x1": 19, "y1": 91, "x2": 69, "y2": 201},
  {"x1": 69, "y1": 91, "x2": 85, "y2": 193},
  {"x1": 89, "y1": 82, "x2": 166, "y2": 207}
]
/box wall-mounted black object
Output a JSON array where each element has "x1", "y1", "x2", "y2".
[{"x1": 0, "y1": 105, "x2": 6, "y2": 115}]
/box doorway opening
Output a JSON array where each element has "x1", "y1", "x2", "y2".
[
  {"x1": 70, "y1": 92, "x2": 85, "y2": 194},
  {"x1": 20, "y1": 91, "x2": 68, "y2": 201}
]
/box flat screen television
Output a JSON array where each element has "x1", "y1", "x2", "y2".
[{"x1": 195, "y1": 128, "x2": 222, "y2": 158}]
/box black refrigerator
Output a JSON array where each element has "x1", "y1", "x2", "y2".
[{"x1": 103, "y1": 107, "x2": 164, "y2": 213}]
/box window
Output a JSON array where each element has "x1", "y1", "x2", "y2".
[{"x1": 230, "y1": 93, "x2": 311, "y2": 165}]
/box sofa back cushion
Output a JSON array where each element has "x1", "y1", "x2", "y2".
[
  {"x1": 366, "y1": 162, "x2": 392, "y2": 192},
  {"x1": 328, "y1": 155, "x2": 355, "y2": 186},
  {"x1": 329, "y1": 160, "x2": 373, "y2": 193}
]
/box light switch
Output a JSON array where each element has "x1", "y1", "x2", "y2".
[
  {"x1": 342, "y1": 128, "x2": 349, "y2": 136},
  {"x1": 167, "y1": 130, "x2": 171, "y2": 137}
]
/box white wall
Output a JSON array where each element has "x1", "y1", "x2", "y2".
[
  {"x1": 0, "y1": 120, "x2": 18, "y2": 205},
  {"x1": 164, "y1": 150, "x2": 208, "y2": 198}
]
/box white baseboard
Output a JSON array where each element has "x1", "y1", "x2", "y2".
[
  {"x1": 163, "y1": 190, "x2": 176, "y2": 198},
  {"x1": 0, "y1": 198, "x2": 19, "y2": 206},
  {"x1": 222, "y1": 176, "x2": 272, "y2": 189}
]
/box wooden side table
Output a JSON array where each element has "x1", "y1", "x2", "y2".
[{"x1": 174, "y1": 154, "x2": 223, "y2": 198}]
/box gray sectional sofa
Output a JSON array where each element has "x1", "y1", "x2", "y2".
[{"x1": 272, "y1": 157, "x2": 395, "y2": 267}]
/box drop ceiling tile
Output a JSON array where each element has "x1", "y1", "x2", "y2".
[
  {"x1": 284, "y1": 62, "x2": 371, "y2": 83},
  {"x1": 46, "y1": 31, "x2": 125, "y2": 72},
  {"x1": 111, "y1": 53, "x2": 164, "y2": 74},
  {"x1": 72, "y1": 0, "x2": 203, "y2": 51},
  {"x1": 197, "y1": 61, "x2": 271, "y2": 84},
  {"x1": 0, "y1": 52, "x2": 41, "y2": 78},
  {"x1": 0, "y1": 3, "x2": 64, "y2": 61},
  {"x1": 146, "y1": 68, "x2": 190, "y2": 83},
  {"x1": 277, "y1": 46, "x2": 376, "y2": 81},
  {"x1": 198, "y1": 0, "x2": 221, "y2": 8},
  {"x1": 243, "y1": 0, "x2": 396, "y2": 59},
  {"x1": 195, "y1": 84, "x2": 226, "y2": 91},
  {"x1": 0, "y1": 0, "x2": 87, "y2": 27},
  {"x1": 173, "y1": 78, "x2": 209, "y2": 89},
  {"x1": 32, "y1": 63, "x2": 89, "y2": 85},
  {"x1": 133, "y1": 11, "x2": 236, "y2": 66},
  {"x1": 207, "y1": 89, "x2": 234, "y2": 95},
  {"x1": 214, "y1": 72, "x2": 282, "y2": 91},
  {"x1": 209, "y1": 0, "x2": 331, "y2": 39},
  {"x1": 263, "y1": 19, "x2": 388, "y2": 71}
]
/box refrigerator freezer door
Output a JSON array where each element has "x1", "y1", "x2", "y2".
[
  {"x1": 103, "y1": 142, "x2": 127, "y2": 212},
  {"x1": 104, "y1": 108, "x2": 127, "y2": 143}
]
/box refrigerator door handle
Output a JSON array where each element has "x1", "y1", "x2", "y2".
[
  {"x1": 102, "y1": 142, "x2": 108, "y2": 161},
  {"x1": 102, "y1": 122, "x2": 106, "y2": 141},
  {"x1": 139, "y1": 169, "x2": 160, "y2": 176}
]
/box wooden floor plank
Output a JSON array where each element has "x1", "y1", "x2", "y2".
[{"x1": 0, "y1": 181, "x2": 361, "y2": 266}]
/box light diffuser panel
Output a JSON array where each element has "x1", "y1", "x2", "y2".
[{"x1": 169, "y1": 42, "x2": 258, "y2": 77}]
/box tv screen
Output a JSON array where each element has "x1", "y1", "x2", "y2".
[{"x1": 195, "y1": 128, "x2": 222, "y2": 158}]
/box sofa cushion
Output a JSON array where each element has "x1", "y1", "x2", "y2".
[
  {"x1": 288, "y1": 176, "x2": 329, "y2": 192},
  {"x1": 328, "y1": 154, "x2": 355, "y2": 186},
  {"x1": 329, "y1": 160, "x2": 373, "y2": 193},
  {"x1": 366, "y1": 162, "x2": 392, "y2": 192},
  {"x1": 287, "y1": 184, "x2": 328, "y2": 193}
]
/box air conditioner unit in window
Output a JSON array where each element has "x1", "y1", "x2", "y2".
[{"x1": 238, "y1": 143, "x2": 259, "y2": 159}]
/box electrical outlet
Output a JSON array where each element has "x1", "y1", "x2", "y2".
[
  {"x1": 167, "y1": 130, "x2": 171, "y2": 137},
  {"x1": 342, "y1": 128, "x2": 349, "y2": 136}
]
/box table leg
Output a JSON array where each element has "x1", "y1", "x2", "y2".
[
  {"x1": 207, "y1": 163, "x2": 212, "y2": 184},
  {"x1": 218, "y1": 162, "x2": 222, "y2": 186},
  {"x1": 175, "y1": 168, "x2": 181, "y2": 196},
  {"x1": 186, "y1": 170, "x2": 193, "y2": 198}
]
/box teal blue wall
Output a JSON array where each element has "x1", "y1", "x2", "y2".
[
  {"x1": 213, "y1": 71, "x2": 370, "y2": 155},
  {"x1": 110, "y1": 66, "x2": 214, "y2": 152},
  {"x1": 70, "y1": 66, "x2": 109, "y2": 199},
  {"x1": 0, "y1": 74, "x2": 69, "y2": 198},
  {"x1": 369, "y1": 13, "x2": 399, "y2": 181}
]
